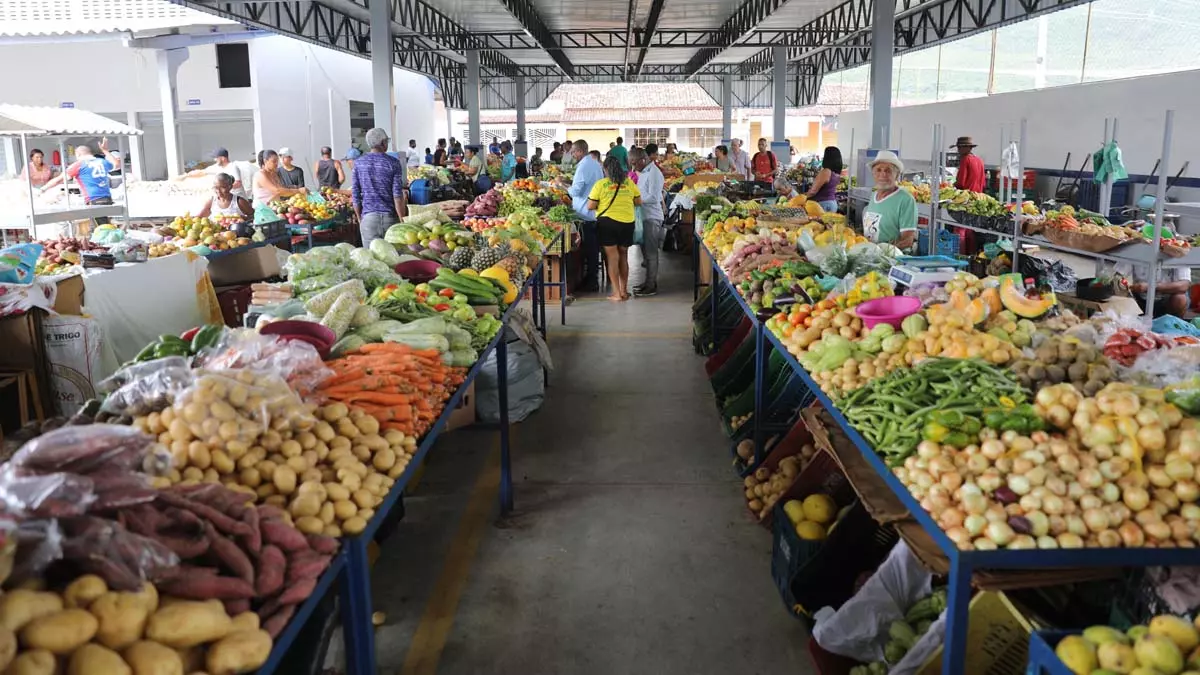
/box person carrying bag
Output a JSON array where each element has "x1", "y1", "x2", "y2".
[{"x1": 586, "y1": 156, "x2": 643, "y2": 302}]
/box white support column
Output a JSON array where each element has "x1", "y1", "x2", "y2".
[
  {"x1": 466, "y1": 51, "x2": 481, "y2": 145},
  {"x1": 721, "y1": 74, "x2": 733, "y2": 143},
  {"x1": 126, "y1": 111, "x2": 144, "y2": 181},
  {"x1": 156, "y1": 47, "x2": 188, "y2": 177},
  {"x1": 515, "y1": 75, "x2": 527, "y2": 141},
  {"x1": 369, "y1": 0, "x2": 394, "y2": 141},
  {"x1": 771, "y1": 46, "x2": 789, "y2": 166},
  {"x1": 868, "y1": 0, "x2": 896, "y2": 148}
]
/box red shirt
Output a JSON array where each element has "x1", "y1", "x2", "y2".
[
  {"x1": 955, "y1": 153, "x2": 985, "y2": 192},
  {"x1": 751, "y1": 151, "x2": 777, "y2": 181}
]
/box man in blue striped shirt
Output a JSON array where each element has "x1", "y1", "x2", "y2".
[{"x1": 351, "y1": 128, "x2": 407, "y2": 246}]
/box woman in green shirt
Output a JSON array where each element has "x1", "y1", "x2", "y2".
[
  {"x1": 464, "y1": 144, "x2": 491, "y2": 194},
  {"x1": 862, "y1": 150, "x2": 917, "y2": 251},
  {"x1": 587, "y1": 156, "x2": 643, "y2": 301}
]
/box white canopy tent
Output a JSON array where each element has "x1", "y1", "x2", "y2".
[{"x1": 0, "y1": 104, "x2": 143, "y2": 241}]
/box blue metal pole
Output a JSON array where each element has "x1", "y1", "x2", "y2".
[
  {"x1": 497, "y1": 334, "x2": 513, "y2": 514},
  {"x1": 539, "y1": 262, "x2": 547, "y2": 337},
  {"x1": 338, "y1": 538, "x2": 375, "y2": 675},
  {"x1": 710, "y1": 255, "x2": 719, "y2": 350},
  {"x1": 561, "y1": 240, "x2": 568, "y2": 325},
  {"x1": 693, "y1": 235, "x2": 700, "y2": 301},
  {"x1": 753, "y1": 321, "x2": 766, "y2": 463},
  {"x1": 941, "y1": 556, "x2": 973, "y2": 675}
]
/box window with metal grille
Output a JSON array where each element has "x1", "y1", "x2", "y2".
[
  {"x1": 678, "y1": 128, "x2": 722, "y2": 151},
  {"x1": 630, "y1": 128, "x2": 669, "y2": 148}
]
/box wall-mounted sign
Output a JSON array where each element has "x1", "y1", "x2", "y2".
[
  {"x1": 59, "y1": 102, "x2": 74, "y2": 109},
  {"x1": 187, "y1": 99, "x2": 201, "y2": 106}
]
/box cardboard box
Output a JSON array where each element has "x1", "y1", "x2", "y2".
[
  {"x1": 445, "y1": 381, "x2": 476, "y2": 432},
  {"x1": 206, "y1": 246, "x2": 283, "y2": 286},
  {"x1": 683, "y1": 172, "x2": 729, "y2": 187},
  {"x1": 54, "y1": 275, "x2": 85, "y2": 315}
]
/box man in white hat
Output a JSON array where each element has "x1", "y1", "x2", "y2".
[
  {"x1": 862, "y1": 150, "x2": 917, "y2": 251},
  {"x1": 277, "y1": 147, "x2": 305, "y2": 188}
]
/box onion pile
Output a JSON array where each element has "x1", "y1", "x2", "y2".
[{"x1": 896, "y1": 382, "x2": 1198, "y2": 550}]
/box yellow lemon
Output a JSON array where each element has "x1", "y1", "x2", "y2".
[
  {"x1": 801, "y1": 494, "x2": 837, "y2": 525},
  {"x1": 783, "y1": 500, "x2": 804, "y2": 525},
  {"x1": 794, "y1": 521, "x2": 827, "y2": 541}
]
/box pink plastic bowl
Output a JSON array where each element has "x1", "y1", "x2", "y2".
[
  {"x1": 854, "y1": 296, "x2": 922, "y2": 329},
  {"x1": 259, "y1": 321, "x2": 336, "y2": 358},
  {"x1": 395, "y1": 260, "x2": 443, "y2": 283}
]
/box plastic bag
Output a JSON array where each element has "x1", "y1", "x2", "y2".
[
  {"x1": 284, "y1": 246, "x2": 350, "y2": 281},
  {"x1": 351, "y1": 304, "x2": 379, "y2": 328},
  {"x1": 292, "y1": 268, "x2": 352, "y2": 296},
  {"x1": 348, "y1": 248, "x2": 403, "y2": 290},
  {"x1": 305, "y1": 279, "x2": 367, "y2": 317},
  {"x1": 889, "y1": 614, "x2": 947, "y2": 675},
  {"x1": 0, "y1": 466, "x2": 96, "y2": 518},
  {"x1": 58, "y1": 515, "x2": 180, "y2": 590},
  {"x1": 254, "y1": 201, "x2": 282, "y2": 225},
  {"x1": 98, "y1": 358, "x2": 195, "y2": 418},
  {"x1": 196, "y1": 330, "x2": 332, "y2": 397},
  {"x1": 320, "y1": 294, "x2": 359, "y2": 339},
  {"x1": 811, "y1": 541, "x2": 932, "y2": 662},
  {"x1": 9, "y1": 519, "x2": 61, "y2": 587},
  {"x1": 369, "y1": 238, "x2": 402, "y2": 266},
  {"x1": 12, "y1": 424, "x2": 159, "y2": 476},
  {"x1": 169, "y1": 369, "x2": 315, "y2": 444},
  {"x1": 0, "y1": 242, "x2": 42, "y2": 284},
  {"x1": 1166, "y1": 376, "x2": 1200, "y2": 415},
  {"x1": 1019, "y1": 255, "x2": 1076, "y2": 293}
]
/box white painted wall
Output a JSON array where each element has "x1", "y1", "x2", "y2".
[{"x1": 839, "y1": 70, "x2": 1200, "y2": 175}]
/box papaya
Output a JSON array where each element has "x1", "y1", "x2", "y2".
[{"x1": 998, "y1": 273, "x2": 1056, "y2": 319}]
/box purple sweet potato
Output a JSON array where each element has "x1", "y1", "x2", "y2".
[
  {"x1": 158, "y1": 575, "x2": 255, "y2": 600},
  {"x1": 206, "y1": 524, "x2": 254, "y2": 583},
  {"x1": 285, "y1": 553, "x2": 331, "y2": 585},
  {"x1": 223, "y1": 598, "x2": 251, "y2": 616},
  {"x1": 262, "y1": 604, "x2": 297, "y2": 639},
  {"x1": 255, "y1": 546, "x2": 286, "y2": 598},
  {"x1": 239, "y1": 506, "x2": 262, "y2": 557},
  {"x1": 261, "y1": 520, "x2": 308, "y2": 552},
  {"x1": 157, "y1": 492, "x2": 250, "y2": 537},
  {"x1": 154, "y1": 533, "x2": 210, "y2": 560},
  {"x1": 275, "y1": 577, "x2": 317, "y2": 606},
  {"x1": 305, "y1": 534, "x2": 339, "y2": 555}
]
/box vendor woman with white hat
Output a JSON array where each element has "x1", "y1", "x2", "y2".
[{"x1": 862, "y1": 150, "x2": 917, "y2": 251}]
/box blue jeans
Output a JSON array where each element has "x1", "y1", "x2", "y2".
[{"x1": 819, "y1": 199, "x2": 838, "y2": 213}]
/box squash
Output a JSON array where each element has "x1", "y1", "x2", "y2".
[
  {"x1": 998, "y1": 274, "x2": 1056, "y2": 318},
  {"x1": 979, "y1": 287, "x2": 1003, "y2": 316}
]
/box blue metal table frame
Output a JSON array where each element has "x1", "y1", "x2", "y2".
[
  {"x1": 1025, "y1": 631, "x2": 1075, "y2": 675},
  {"x1": 702, "y1": 243, "x2": 1200, "y2": 675},
  {"x1": 255, "y1": 554, "x2": 347, "y2": 674},
  {"x1": 335, "y1": 255, "x2": 550, "y2": 675}
]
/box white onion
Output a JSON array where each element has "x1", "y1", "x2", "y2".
[
  {"x1": 913, "y1": 471, "x2": 935, "y2": 489},
  {"x1": 985, "y1": 521, "x2": 1016, "y2": 546},
  {"x1": 1106, "y1": 504, "x2": 1131, "y2": 527},
  {"x1": 1057, "y1": 532, "x2": 1084, "y2": 549},
  {"x1": 1056, "y1": 454, "x2": 1081, "y2": 474},
  {"x1": 1037, "y1": 535, "x2": 1058, "y2": 549},
  {"x1": 1026, "y1": 511, "x2": 1050, "y2": 537},
  {"x1": 1097, "y1": 530, "x2": 1122, "y2": 548},
  {"x1": 961, "y1": 492, "x2": 988, "y2": 515},
  {"x1": 1009, "y1": 534, "x2": 1037, "y2": 550},
  {"x1": 1045, "y1": 477, "x2": 1068, "y2": 497},
  {"x1": 1019, "y1": 495, "x2": 1042, "y2": 513},
  {"x1": 980, "y1": 439, "x2": 1005, "y2": 460},
  {"x1": 1122, "y1": 486, "x2": 1150, "y2": 512},
  {"x1": 917, "y1": 440, "x2": 941, "y2": 459},
  {"x1": 904, "y1": 456, "x2": 920, "y2": 472},
  {"x1": 929, "y1": 456, "x2": 956, "y2": 478},
  {"x1": 913, "y1": 458, "x2": 930, "y2": 471},
  {"x1": 1066, "y1": 515, "x2": 1088, "y2": 536},
  {"x1": 1093, "y1": 444, "x2": 1115, "y2": 461},
  {"x1": 1079, "y1": 468, "x2": 1104, "y2": 489},
  {"x1": 1154, "y1": 489, "x2": 1180, "y2": 511},
  {"x1": 1136, "y1": 509, "x2": 1163, "y2": 526},
  {"x1": 966, "y1": 454, "x2": 990, "y2": 473},
  {"x1": 1079, "y1": 494, "x2": 1103, "y2": 511},
  {"x1": 1098, "y1": 461, "x2": 1122, "y2": 481},
  {"x1": 1048, "y1": 515, "x2": 1067, "y2": 535},
  {"x1": 1011, "y1": 437, "x2": 1036, "y2": 454},
  {"x1": 1008, "y1": 475, "x2": 1032, "y2": 496},
  {"x1": 973, "y1": 538, "x2": 998, "y2": 551},
  {"x1": 1026, "y1": 466, "x2": 1048, "y2": 488},
  {"x1": 1170, "y1": 519, "x2": 1192, "y2": 542},
  {"x1": 1005, "y1": 503, "x2": 1025, "y2": 517},
  {"x1": 1042, "y1": 495, "x2": 1066, "y2": 516},
  {"x1": 980, "y1": 428, "x2": 999, "y2": 441},
  {"x1": 1083, "y1": 508, "x2": 1110, "y2": 533},
  {"x1": 1147, "y1": 466, "x2": 1173, "y2": 488},
  {"x1": 940, "y1": 472, "x2": 964, "y2": 492},
  {"x1": 1030, "y1": 431, "x2": 1051, "y2": 444},
  {"x1": 1175, "y1": 480, "x2": 1200, "y2": 504},
  {"x1": 985, "y1": 504, "x2": 1008, "y2": 523},
  {"x1": 1180, "y1": 504, "x2": 1200, "y2": 520},
  {"x1": 1001, "y1": 430, "x2": 1020, "y2": 445},
  {"x1": 946, "y1": 526, "x2": 972, "y2": 548},
  {"x1": 1118, "y1": 522, "x2": 1145, "y2": 547},
  {"x1": 1144, "y1": 520, "x2": 1172, "y2": 542},
  {"x1": 1100, "y1": 483, "x2": 1121, "y2": 504},
  {"x1": 1012, "y1": 457, "x2": 1034, "y2": 475},
  {"x1": 941, "y1": 508, "x2": 966, "y2": 529},
  {"x1": 1066, "y1": 481, "x2": 1086, "y2": 501},
  {"x1": 977, "y1": 473, "x2": 1003, "y2": 493},
  {"x1": 1047, "y1": 438, "x2": 1071, "y2": 457},
  {"x1": 964, "y1": 514, "x2": 987, "y2": 536}
]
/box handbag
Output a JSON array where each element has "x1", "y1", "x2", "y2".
[{"x1": 633, "y1": 206, "x2": 644, "y2": 246}]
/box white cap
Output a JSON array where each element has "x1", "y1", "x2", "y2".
[
  {"x1": 869, "y1": 150, "x2": 904, "y2": 174},
  {"x1": 278, "y1": 147, "x2": 292, "y2": 157}
]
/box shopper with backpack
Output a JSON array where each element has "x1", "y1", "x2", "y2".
[{"x1": 751, "y1": 137, "x2": 779, "y2": 186}]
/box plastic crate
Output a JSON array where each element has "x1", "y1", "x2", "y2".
[
  {"x1": 216, "y1": 285, "x2": 253, "y2": 328},
  {"x1": 1025, "y1": 631, "x2": 1079, "y2": 675},
  {"x1": 409, "y1": 179, "x2": 432, "y2": 205},
  {"x1": 705, "y1": 316, "x2": 753, "y2": 376},
  {"x1": 255, "y1": 221, "x2": 288, "y2": 240},
  {"x1": 916, "y1": 591, "x2": 1034, "y2": 675},
  {"x1": 917, "y1": 229, "x2": 961, "y2": 257}
]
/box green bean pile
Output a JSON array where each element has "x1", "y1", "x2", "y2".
[{"x1": 836, "y1": 358, "x2": 1028, "y2": 465}]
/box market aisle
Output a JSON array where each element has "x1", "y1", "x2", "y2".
[{"x1": 372, "y1": 252, "x2": 813, "y2": 675}]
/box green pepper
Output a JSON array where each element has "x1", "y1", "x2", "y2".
[
  {"x1": 1025, "y1": 416, "x2": 1046, "y2": 432},
  {"x1": 190, "y1": 324, "x2": 224, "y2": 354},
  {"x1": 132, "y1": 342, "x2": 158, "y2": 363},
  {"x1": 930, "y1": 409, "x2": 965, "y2": 427},
  {"x1": 960, "y1": 417, "x2": 982, "y2": 435},
  {"x1": 943, "y1": 431, "x2": 972, "y2": 448},
  {"x1": 153, "y1": 341, "x2": 191, "y2": 358},
  {"x1": 983, "y1": 410, "x2": 1007, "y2": 429},
  {"x1": 922, "y1": 422, "x2": 950, "y2": 443},
  {"x1": 999, "y1": 415, "x2": 1031, "y2": 433}
]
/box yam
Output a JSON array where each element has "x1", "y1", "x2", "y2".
[
  {"x1": 124, "y1": 640, "x2": 185, "y2": 675},
  {"x1": 254, "y1": 546, "x2": 285, "y2": 598},
  {"x1": 205, "y1": 629, "x2": 272, "y2": 675},
  {"x1": 68, "y1": 643, "x2": 132, "y2": 675},
  {"x1": 21, "y1": 609, "x2": 98, "y2": 654}
]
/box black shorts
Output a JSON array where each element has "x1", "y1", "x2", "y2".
[{"x1": 597, "y1": 216, "x2": 635, "y2": 247}]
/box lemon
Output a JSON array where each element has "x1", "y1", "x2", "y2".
[
  {"x1": 802, "y1": 494, "x2": 837, "y2": 525},
  {"x1": 783, "y1": 500, "x2": 805, "y2": 525},
  {"x1": 795, "y1": 521, "x2": 826, "y2": 540}
]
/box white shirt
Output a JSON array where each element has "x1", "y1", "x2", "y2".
[
  {"x1": 638, "y1": 162, "x2": 665, "y2": 222},
  {"x1": 730, "y1": 147, "x2": 751, "y2": 179},
  {"x1": 407, "y1": 149, "x2": 421, "y2": 168},
  {"x1": 206, "y1": 161, "x2": 256, "y2": 200}
]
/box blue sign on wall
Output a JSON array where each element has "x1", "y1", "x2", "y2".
[
  {"x1": 187, "y1": 99, "x2": 201, "y2": 106},
  {"x1": 60, "y1": 102, "x2": 74, "y2": 109}
]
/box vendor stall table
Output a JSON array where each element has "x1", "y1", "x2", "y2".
[{"x1": 698, "y1": 235, "x2": 1200, "y2": 675}]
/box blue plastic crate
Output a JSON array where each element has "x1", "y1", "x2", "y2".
[
  {"x1": 1026, "y1": 631, "x2": 1078, "y2": 675},
  {"x1": 409, "y1": 179, "x2": 432, "y2": 205},
  {"x1": 917, "y1": 228, "x2": 961, "y2": 257}
]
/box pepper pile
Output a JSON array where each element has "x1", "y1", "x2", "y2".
[
  {"x1": 981, "y1": 403, "x2": 1045, "y2": 434},
  {"x1": 130, "y1": 324, "x2": 223, "y2": 363},
  {"x1": 921, "y1": 409, "x2": 983, "y2": 449}
]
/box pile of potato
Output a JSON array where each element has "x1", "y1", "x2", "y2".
[
  {"x1": 138, "y1": 389, "x2": 416, "y2": 537},
  {"x1": 0, "y1": 576, "x2": 270, "y2": 675},
  {"x1": 743, "y1": 443, "x2": 818, "y2": 519}
]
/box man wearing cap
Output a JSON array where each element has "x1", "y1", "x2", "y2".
[
  {"x1": 862, "y1": 150, "x2": 917, "y2": 251},
  {"x1": 351, "y1": 127, "x2": 407, "y2": 246},
  {"x1": 180, "y1": 148, "x2": 256, "y2": 199},
  {"x1": 276, "y1": 147, "x2": 305, "y2": 189}
]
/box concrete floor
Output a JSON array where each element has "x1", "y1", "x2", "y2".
[{"x1": 371, "y1": 251, "x2": 813, "y2": 675}]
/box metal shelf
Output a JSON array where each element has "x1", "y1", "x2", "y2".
[{"x1": 702, "y1": 242, "x2": 1200, "y2": 675}]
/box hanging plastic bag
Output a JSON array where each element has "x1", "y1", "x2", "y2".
[
  {"x1": 254, "y1": 201, "x2": 282, "y2": 225},
  {"x1": 633, "y1": 206, "x2": 644, "y2": 246}
]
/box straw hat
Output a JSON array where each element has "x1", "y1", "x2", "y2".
[
  {"x1": 869, "y1": 150, "x2": 904, "y2": 174},
  {"x1": 951, "y1": 136, "x2": 977, "y2": 148}
]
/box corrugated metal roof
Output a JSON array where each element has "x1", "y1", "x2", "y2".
[
  {"x1": 0, "y1": 0, "x2": 236, "y2": 37},
  {"x1": 0, "y1": 105, "x2": 144, "y2": 137}
]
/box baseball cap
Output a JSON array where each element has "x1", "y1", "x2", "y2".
[
  {"x1": 344, "y1": 148, "x2": 362, "y2": 160},
  {"x1": 212, "y1": 147, "x2": 229, "y2": 159},
  {"x1": 278, "y1": 147, "x2": 292, "y2": 157}
]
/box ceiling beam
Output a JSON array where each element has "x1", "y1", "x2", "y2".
[
  {"x1": 682, "y1": 0, "x2": 793, "y2": 78},
  {"x1": 393, "y1": 28, "x2": 843, "y2": 50},
  {"x1": 391, "y1": 0, "x2": 521, "y2": 76},
  {"x1": 736, "y1": 0, "x2": 872, "y2": 76},
  {"x1": 496, "y1": 0, "x2": 577, "y2": 79},
  {"x1": 621, "y1": 0, "x2": 637, "y2": 78},
  {"x1": 631, "y1": 0, "x2": 667, "y2": 79}
]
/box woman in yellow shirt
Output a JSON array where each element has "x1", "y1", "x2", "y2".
[{"x1": 588, "y1": 155, "x2": 642, "y2": 301}]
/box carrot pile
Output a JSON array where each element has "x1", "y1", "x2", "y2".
[{"x1": 317, "y1": 343, "x2": 467, "y2": 437}]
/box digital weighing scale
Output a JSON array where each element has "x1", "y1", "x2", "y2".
[{"x1": 888, "y1": 255, "x2": 968, "y2": 289}]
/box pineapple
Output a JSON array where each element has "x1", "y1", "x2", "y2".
[
  {"x1": 497, "y1": 255, "x2": 522, "y2": 280},
  {"x1": 470, "y1": 247, "x2": 501, "y2": 271},
  {"x1": 447, "y1": 246, "x2": 474, "y2": 270}
]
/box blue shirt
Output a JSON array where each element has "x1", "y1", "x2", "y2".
[
  {"x1": 568, "y1": 155, "x2": 603, "y2": 221},
  {"x1": 351, "y1": 152, "x2": 406, "y2": 216},
  {"x1": 501, "y1": 152, "x2": 517, "y2": 182},
  {"x1": 424, "y1": 153, "x2": 433, "y2": 164},
  {"x1": 67, "y1": 156, "x2": 115, "y2": 202},
  {"x1": 488, "y1": 143, "x2": 500, "y2": 155}
]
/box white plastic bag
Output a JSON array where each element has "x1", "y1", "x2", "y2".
[
  {"x1": 889, "y1": 614, "x2": 946, "y2": 675},
  {"x1": 627, "y1": 245, "x2": 646, "y2": 291},
  {"x1": 811, "y1": 541, "x2": 932, "y2": 663}
]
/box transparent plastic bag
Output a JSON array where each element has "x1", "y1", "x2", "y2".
[
  {"x1": 9, "y1": 519, "x2": 62, "y2": 587},
  {"x1": 1166, "y1": 375, "x2": 1200, "y2": 415},
  {"x1": 169, "y1": 369, "x2": 316, "y2": 445},
  {"x1": 59, "y1": 515, "x2": 180, "y2": 590},
  {"x1": 12, "y1": 425, "x2": 158, "y2": 476},
  {"x1": 348, "y1": 248, "x2": 401, "y2": 289},
  {"x1": 99, "y1": 359, "x2": 195, "y2": 418},
  {"x1": 292, "y1": 268, "x2": 351, "y2": 296},
  {"x1": 0, "y1": 466, "x2": 96, "y2": 518},
  {"x1": 304, "y1": 279, "x2": 366, "y2": 317},
  {"x1": 196, "y1": 330, "x2": 332, "y2": 397},
  {"x1": 284, "y1": 246, "x2": 350, "y2": 281}
]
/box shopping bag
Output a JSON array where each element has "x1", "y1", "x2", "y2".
[
  {"x1": 254, "y1": 202, "x2": 282, "y2": 225},
  {"x1": 633, "y1": 206, "x2": 644, "y2": 246}
]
